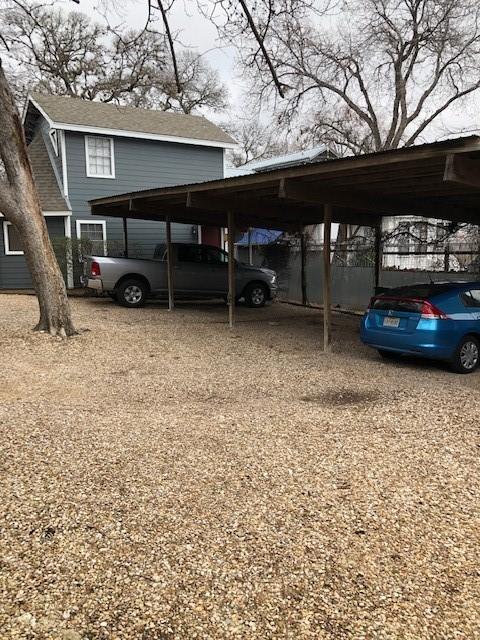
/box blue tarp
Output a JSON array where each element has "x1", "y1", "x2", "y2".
[{"x1": 236, "y1": 228, "x2": 283, "y2": 246}]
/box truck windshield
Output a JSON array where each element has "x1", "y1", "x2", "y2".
[{"x1": 153, "y1": 244, "x2": 167, "y2": 260}]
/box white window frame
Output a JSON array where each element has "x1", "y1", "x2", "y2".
[
  {"x1": 3, "y1": 221, "x2": 24, "y2": 256},
  {"x1": 85, "y1": 135, "x2": 115, "y2": 179},
  {"x1": 76, "y1": 219, "x2": 107, "y2": 256}
]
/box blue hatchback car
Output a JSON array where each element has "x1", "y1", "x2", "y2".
[{"x1": 360, "y1": 282, "x2": 480, "y2": 373}]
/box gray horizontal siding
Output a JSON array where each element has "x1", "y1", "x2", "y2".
[
  {"x1": 65, "y1": 132, "x2": 224, "y2": 266},
  {"x1": 46, "y1": 216, "x2": 66, "y2": 237},
  {"x1": 0, "y1": 217, "x2": 66, "y2": 289}
]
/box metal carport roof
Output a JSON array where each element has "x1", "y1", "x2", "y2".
[
  {"x1": 90, "y1": 135, "x2": 480, "y2": 230},
  {"x1": 89, "y1": 135, "x2": 480, "y2": 349}
]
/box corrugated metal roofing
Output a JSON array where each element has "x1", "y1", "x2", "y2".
[
  {"x1": 225, "y1": 145, "x2": 331, "y2": 178},
  {"x1": 243, "y1": 145, "x2": 330, "y2": 172}
]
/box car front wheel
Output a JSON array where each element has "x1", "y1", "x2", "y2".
[
  {"x1": 244, "y1": 282, "x2": 268, "y2": 308},
  {"x1": 451, "y1": 336, "x2": 480, "y2": 374},
  {"x1": 116, "y1": 279, "x2": 148, "y2": 308}
]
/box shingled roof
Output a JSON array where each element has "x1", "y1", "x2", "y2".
[
  {"x1": 28, "y1": 134, "x2": 70, "y2": 213},
  {"x1": 28, "y1": 93, "x2": 235, "y2": 148}
]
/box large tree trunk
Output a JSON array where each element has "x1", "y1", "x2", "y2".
[{"x1": 0, "y1": 60, "x2": 76, "y2": 336}]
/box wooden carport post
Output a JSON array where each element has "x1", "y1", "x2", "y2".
[
  {"x1": 227, "y1": 211, "x2": 236, "y2": 329},
  {"x1": 323, "y1": 204, "x2": 332, "y2": 352},
  {"x1": 165, "y1": 216, "x2": 174, "y2": 311},
  {"x1": 300, "y1": 226, "x2": 307, "y2": 306},
  {"x1": 123, "y1": 217, "x2": 129, "y2": 258},
  {"x1": 374, "y1": 224, "x2": 382, "y2": 292}
]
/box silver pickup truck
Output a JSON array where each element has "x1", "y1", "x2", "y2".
[{"x1": 83, "y1": 242, "x2": 277, "y2": 308}]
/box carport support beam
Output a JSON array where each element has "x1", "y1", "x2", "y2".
[
  {"x1": 227, "y1": 210, "x2": 236, "y2": 329},
  {"x1": 166, "y1": 217, "x2": 174, "y2": 311},
  {"x1": 323, "y1": 204, "x2": 332, "y2": 352}
]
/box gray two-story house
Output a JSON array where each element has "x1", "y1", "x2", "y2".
[{"x1": 0, "y1": 93, "x2": 235, "y2": 289}]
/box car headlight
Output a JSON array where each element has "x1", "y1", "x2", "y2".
[{"x1": 270, "y1": 274, "x2": 276, "y2": 284}]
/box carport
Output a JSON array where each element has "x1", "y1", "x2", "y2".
[{"x1": 89, "y1": 136, "x2": 480, "y2": 351}]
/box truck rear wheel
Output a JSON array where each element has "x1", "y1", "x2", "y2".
[{"x1": 116, "y1": 279, "x2": 148, "y2": 308}]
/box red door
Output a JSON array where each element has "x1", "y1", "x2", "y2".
[{"x1": 201, "y1": 226, "x2": 222, "y2": 247}]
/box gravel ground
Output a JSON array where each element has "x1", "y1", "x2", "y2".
[{"x1": 0, "y1": 294, "x2": 479, "y2": 640}]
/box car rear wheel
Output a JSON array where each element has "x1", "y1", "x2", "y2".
[
  {"x1": 244, "y1": 282, "x2": 268, "y2": 308},
  {"x1": 116, "y1": 279, "x2": 148, "y2": 308},
  {"x1": 451, "y1": 336, "x2": 480, "y2": 374}
]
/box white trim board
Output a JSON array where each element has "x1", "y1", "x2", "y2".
[
  {"x1": 49, "y1": 129, "x2": 59, "y2": 155},
  {"x1": 60, "y1": 130, "x2": 69, "y2": 198},
  {"x1": 0, "y1": 211, "x2": 71, "y2": 218},
  {"x1": 59, "y1": 122, "x2": 236, "y2": 150},
  {"x1": 26, "y1": 96, "x2": 236, "y2": 150},
  {"x1": 3, "y1": 221, "x2": 24, "y2": 255}
]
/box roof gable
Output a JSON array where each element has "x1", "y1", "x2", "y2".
[{"x1": 27, "y1": 94, "x2": 235, "y2": 149}]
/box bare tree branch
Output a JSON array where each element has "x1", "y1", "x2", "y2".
[
  {"x1": 0, "y1": 1, "x2": 227, "y2": 113},
  {"x1": 156, "y1": 0, "x2": 182, "y2": 94},
  {"x1": 223, "y1": 0, "x2": 480, "y2": 155},
  {"x1": 237, "y1": 0, "x2": 285, "y2": 98}
]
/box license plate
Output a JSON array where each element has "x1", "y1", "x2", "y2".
[{"x1": 383, "y1": 317, "x2": 400, "y2": 328}]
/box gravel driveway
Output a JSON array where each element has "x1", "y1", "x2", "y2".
[{"x1": 0, "y1": 294, "x2": 479, "y2": 639}]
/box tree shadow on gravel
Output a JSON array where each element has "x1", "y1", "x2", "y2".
[{"x1": 300, "y1": 389, "x2": 381, "y2": 406}]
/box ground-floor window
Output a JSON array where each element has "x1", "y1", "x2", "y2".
[
  {"x1": 3, "y1": 221, "x2": 24, "y2": 255},
  {"x1": 76, "y1": 220, "x2": 107, "y2": 256}
]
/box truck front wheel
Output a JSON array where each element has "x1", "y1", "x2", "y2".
[
  {"x1": 244, "y1": 282, "x2": 268, "y2": 308},
  {"x1": 116, "y1": 279, "x2": 148, "y2": 308}
]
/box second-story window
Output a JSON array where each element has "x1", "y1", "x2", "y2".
[{"x1": 85, "y1": 135, "x2": 115, "y2": 179}]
